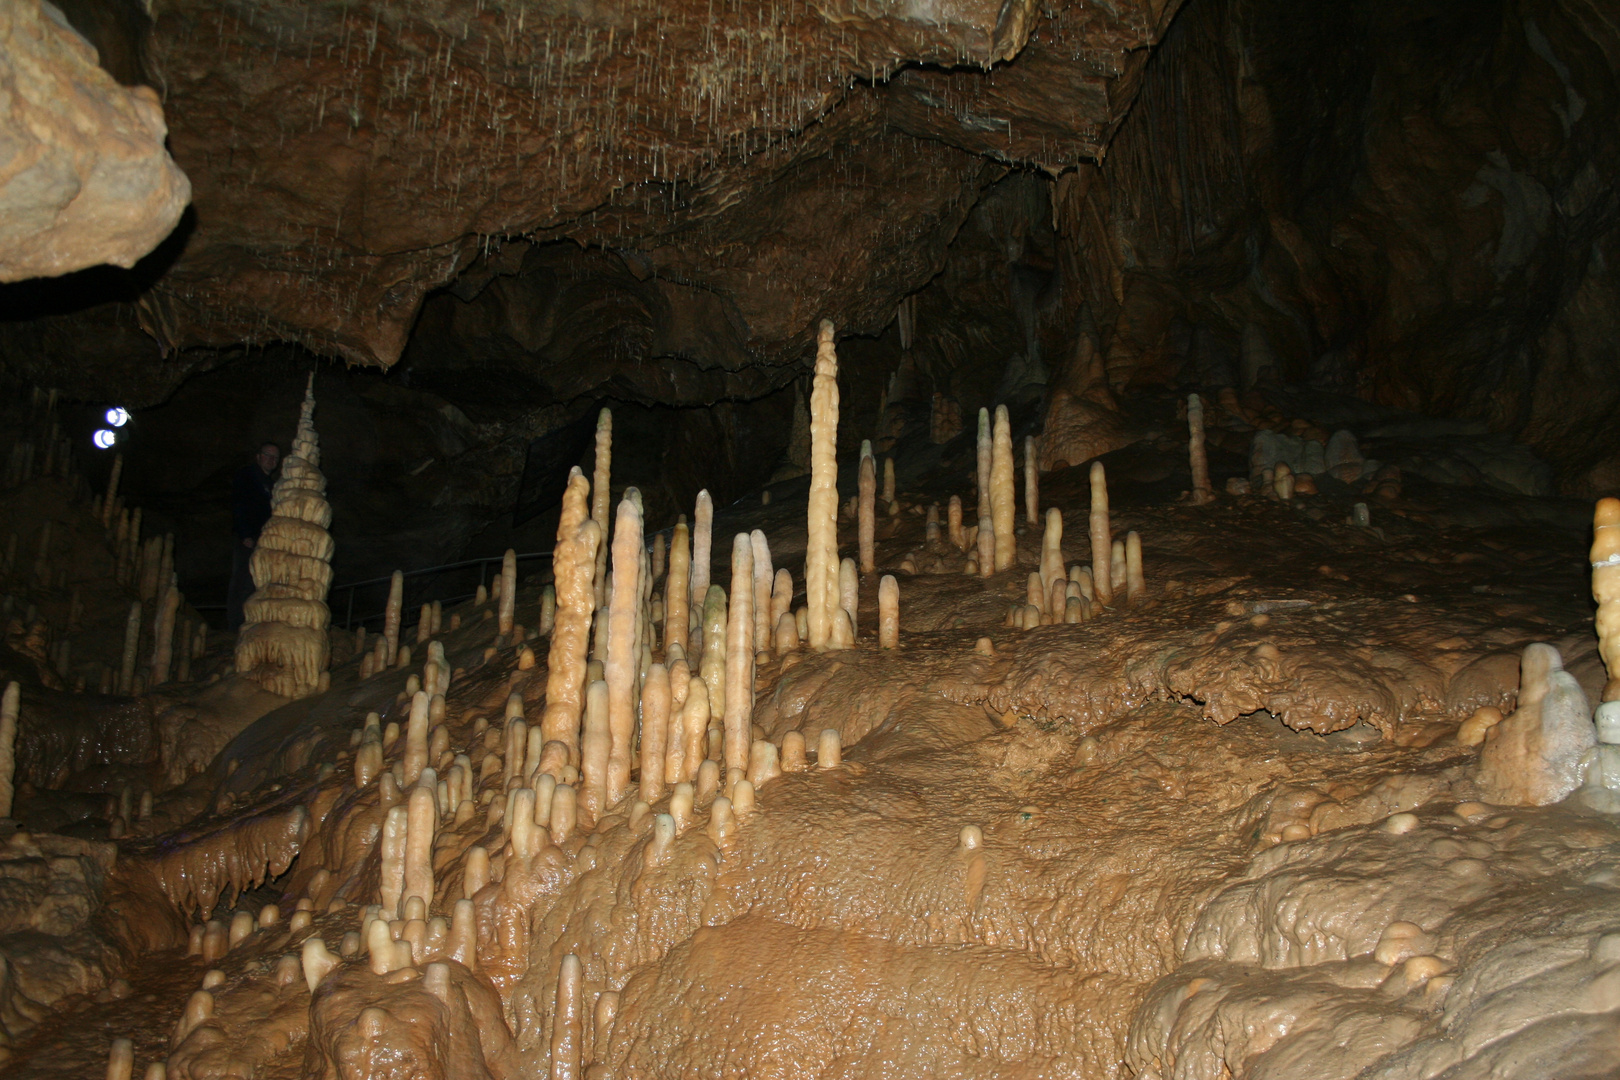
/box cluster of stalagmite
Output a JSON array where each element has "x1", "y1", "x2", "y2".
[{"x1": 234, "y1": 377, "x2": 334, "y2": 698}]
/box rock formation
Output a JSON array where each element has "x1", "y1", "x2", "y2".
[
  {"x1": 233, "y1": 378, "x2": 333, "y2": 699},
  {"x1": 0, "y1": 0, "x2": 189, "y2": 281}
]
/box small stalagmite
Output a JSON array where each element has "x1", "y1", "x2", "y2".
[
  {"x1": 750, "y1": 530, "x2": 774, "y2": 653},
  {"x1": 976, "y1": 407, "x2": 992, "y2": 522},
  {"x1": 605, "y1": 495, "x2": 644, "y2": 806},
  {"x1": 118, "y1": 601, "x2": 140, "y2": 695},
  {"x1": 1039, "y1": 508, "x2": 1064, "y2": 598},
  {"x1": 0, "y1": 682, "x2": 17, "y2": 817},
  {"x1": 403, "y1": 773, "x2": 437, "y2": 914},
  {"x1": 1126, "y1": 531, "x2": 1145, "y2": 603},
  {"x1": 724, "y1": 535, "x2": 756, "y2": 773},
  {"x1": 149, "y1": 577, "x2": 180, "y2": 686},
  {"x1": 1089, "y1": 462, "x2": 1113, "y2": 606},
  {"x1": 839, "y1": 557, "x2": 859, "y2": 636},
  {"x1": 677, "y1": 676, "x2": 709, "y2": 783},
  {"x1": 498, "y1": 549, "x2": 518, "y2": 634},
  {"x1": 1187, "y1": 393, "x2": 1214, "y2": 504},
  {"x1": 1024, "y1": 436, "x2": 1039, "y2": 525},
  {"x1": 691, "y1": 490, "x2": 714, "y2": 611},
  {"x1": 878, "y1": 575, "x2": 899, "y2": 649},
  {"x1": 591, "y1": 408, "x2": 613, "y2": 607},
  {"x1": 234, "y1": 377, "x2": 335, "y2": 698},
  {"x1": 382, "y1": 571, "x2": 404, "y2": 667},
  {"x1": 540, "y1": 470, "x2": 600, "y2": 771},
  {"x1": 1593, "y1": 497, "x2": 1620, "y2": 701},
  {"x1": 579, "y1": 680, "x2": 610, "y2": 824},
  {"x1": 1477, "y1": 643, "x2": 1596, "y2": 805},
  {"x1": 976, "y1": 516, "x2": 994, "y2": 579},
  {"x1": 806, "y1": 320, "x2": 841, "y2": 651},
  {"x1": 640, "y1": 663, "x2": 672, "y2": 803},
  {"x1": 858, "y1": 446, "x2": 877, "y2": 575},
  {"x1": 665, "y1": 518, "x2": 691, "y2": 656},
  {"x1": 551, "y1": 954, "x2": 584, "y2": 1080},
  {"x1": 948, "y1": 495, "x2": 965, "y2": 550}
]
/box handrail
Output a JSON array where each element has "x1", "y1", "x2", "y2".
[{"x1": 328, "y1": 551, "x2": 553, "y2": 630}]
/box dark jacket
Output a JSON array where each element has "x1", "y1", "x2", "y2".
[{"x1": 232, "y1": 463, "x2": 274, "y2": 540}]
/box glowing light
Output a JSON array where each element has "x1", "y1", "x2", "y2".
[
  {"x1": 105, "y1": 407, "x2": 130, "y2": 427},
  {"x1": 93, "y1": 429, "x2": 116, "y2": 449}
]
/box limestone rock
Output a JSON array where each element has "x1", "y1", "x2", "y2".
[
  {"x1": 1476, "y1": 643, "x2": 1597, "y2": 806},
  {"x1": 0, "y1": 0, "x2": 189, "y2": 281}
]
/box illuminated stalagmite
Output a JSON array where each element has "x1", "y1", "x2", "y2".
[{"x1": 233, "y1": 377, "x2": 333, "y2": 698}]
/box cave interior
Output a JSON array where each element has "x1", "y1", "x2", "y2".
[{"x1": 1, "y1": 0, "x2": 1619, "y2": 1076}]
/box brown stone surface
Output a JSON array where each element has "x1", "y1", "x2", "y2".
[{"x1": 0, "y1": 0, "x2": 189, "y2": 282}]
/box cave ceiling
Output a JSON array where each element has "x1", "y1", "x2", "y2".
[{"x1": 13, "y1": 0, "x2": 1177, "y2": 407}]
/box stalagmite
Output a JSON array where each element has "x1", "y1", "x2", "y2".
[
  {"x1": 858, "y1": 448, "x2": 876, "y2": 575},
  {"x1": 551, "y1": 954, "x2": 583, "y2": 1080},
  {"x1": 806, "y1": 320, "x2": 841, "y2": 651},
  {"x1": 640, "y1": 662, "x2": 671, "y2": 804},
  {"x1": 379, "y1": 805, "x2": 407, "y2": 916},
  {"x1": 540, "y1": 586, "x2": 556, "y2": 635},
  {"x1": 403, "y1": 773, "x2": 437, "y2": 912},
  {"x1": 774, "y1": 612, "x2": 800, "y2": 654},
  {"x1": 605, "y1": 495, "x2": 644, "y2": 806},
  {"x1": 724, "y1": 535, "x2": 756, "y2": 773},
  {"x1": 665, "y1": 519, "x2": 691, "y2": 656},
  {"x1": 1477, "y1": 643, "x2": 1596, "y2": 805},
  {"x1": 990, "y1": 405, "x2": 1016, "y2": 571},
  {"x1": 698, "y1": 584, "x2": 728, "y2": 725},
  {"x1": 691, "y1": 489, "x2": 714, "y2": 612},
  {"x1": 977, "y1": 517, "x2": 994, "y2": 578},
  {"x1": 1126, "y1": 531, "x2": 1144, "y2": 603},
  {"x1": 591, "y1": 408, "x2": 613, "y2": 606},
  {"x1": 818, "y1": 728, "x2": 842, "y2": 768},
  {"x1": 770, "y1": 568, "x2": 793, "y2": 638},
  {"x1": 101, "y1": 453, "x2": 124, "y2": 529},
  {"x1": 832, "y1": 560, "x2": 855, "y2": 641},
  {"x1": 1024, "y1": 436, "x2": 1039, "y2": 525},
  {"x1": 1593, "y1": 497, "x2": 1620, "y2": 701},
  {"x1": 541, "y1": 470, "x2": 600, "y2": 771},
  {"x1": 1187, "y1": 393, "x2": 1213, "y2": 504},
  {"x1": 118, "y1": 601, "x2": 140, "y2": 695},
  {"x1": 403, "y1": 691, "x2": 430, "y2": 787},
  {"x1": 1110, "y1": 539, "x2": 1127, "y2": 595},
  {"x1": 498, "y1": 549, "x2": 518, "y2": 634},
  {"x1": 579, "y1": 680, "x2": 610, "y2": 824},
  {"x1": 1039, "y1": 508, "x2": 1064, "y2": 599},
  {"x1": 976, "y1": 408, "x2": 992, "y2": 522},
  {"x1": 678, "y1": 677, "x2": 708, "y2": 782},
  {"x1": 107, "y1": 1037, "x2": 133, "y2": 1080},
  {"x1": 750, "y1": 529, "x2": 774, "y2": 653},
  {"x1": 450, "y1": 899, "x2": 477, "y2": 969},
  {"x1": 878, "y1": 575, "x2": 899, "y2": 648},
  {"x1": 149, "y1": 579, "x2": 180, "y2": 687},
  {"x1": 0, "y1": 682, "x2": 16, "y2": 817},
  {"x1": 301, "y1": 937, "x2": 338, "y2": 992},
  {"x1": 382, "y1": 572, "x2": 404, "y2": 666},
  {"x1": 1089, "y1": 462, "x2": 1113, "y2": 606},
  {"x1": 947, "y1": 496, "x2": 965, "y2": 550}
]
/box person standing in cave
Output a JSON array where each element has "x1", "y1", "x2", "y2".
[{"x1": 227, "y1": 442, "x2": 280, "y2": 631}]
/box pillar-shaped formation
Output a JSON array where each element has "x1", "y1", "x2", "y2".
[
  {"x1": 1594, "y1": 497, "x2": 1620, "y2": 702},
  {"x1": 805, "y1": 319, "x2": 841, "y2": 650},
  {"x1": 234, "y1": 377, "x2": 333, "y2": 699}
]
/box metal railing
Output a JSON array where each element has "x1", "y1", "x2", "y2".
[{"x1": 330, "y1": 551, "x2": 553, "y2": 631}]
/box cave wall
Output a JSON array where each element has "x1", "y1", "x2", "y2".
[{"x1": 1049, "y1": 0, "x2": 1620, "y2": 493}]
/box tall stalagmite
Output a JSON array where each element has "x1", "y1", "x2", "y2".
[
  {"x1": 234, "y1": 377, "x2": 333, "y2": 699},
  {"x1": 991, "y1": 405, "x2": 1015, "y2": 572},
  {"x1": 540, "y1": 470, "x2": 600, "y2": 772},
  {"x1": 806, "y1": 319, "x2": 841, "y2": 651}
]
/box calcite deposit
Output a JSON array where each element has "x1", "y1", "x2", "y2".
[{"x1": 2, "y1": 0, "x2": 1619, "y2": 1076}]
